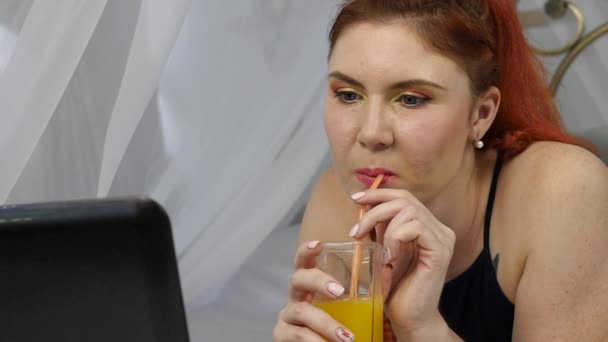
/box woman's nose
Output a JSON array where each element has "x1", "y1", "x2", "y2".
[{"x1": 357, "y1": 105, "x2": 394, "y2": 151}]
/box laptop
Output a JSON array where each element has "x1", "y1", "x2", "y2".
[{"x1": 0, "y1": 198, "x2": 190, "y2": 342}]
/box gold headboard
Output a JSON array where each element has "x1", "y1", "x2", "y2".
[{"x1": 521, "y1": 0, "x2": 608, "y2": 95}]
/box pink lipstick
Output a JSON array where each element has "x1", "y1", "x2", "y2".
[{"x1": 354, "y1": 168, "x2": 396, "y2": 187}]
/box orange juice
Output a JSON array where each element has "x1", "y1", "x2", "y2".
[{"x1": 315, "y1": 297, "x2": 383, "y2": 341}]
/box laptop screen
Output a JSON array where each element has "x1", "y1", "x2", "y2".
[{"x1": 0, "y1": 198, "x2": 190, "y2": 342}]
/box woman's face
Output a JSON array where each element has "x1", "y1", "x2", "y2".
[{"x1": 325, "y1": 20, "x2": 477, "y2": 202}]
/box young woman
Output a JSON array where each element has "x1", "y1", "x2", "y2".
[{"x1": 273, "y1": 1, "x2": 608, "y2": 341}]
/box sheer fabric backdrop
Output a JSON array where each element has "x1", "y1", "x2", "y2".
[{"x1": 0, "y1": 0, "x2": 335, "y2": 309}]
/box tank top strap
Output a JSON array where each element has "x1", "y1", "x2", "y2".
[{"x1": 483, "y1": 153, "x2": 504, "y2": 251}]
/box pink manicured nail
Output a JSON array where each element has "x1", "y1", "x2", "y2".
[
  {"x1": 350, "y1": 192, "x2": 366, "y2": 200},
  {"x1": 337, "y1": 327, "x2": 355, "y2": 341},
  {"x1": 327, "y1": 282, "x2": 345, "y2": 297},
  {"x1": 349, "y1": 224, "x2": 359, "y2": 238},
  {"x1": 308, "y1": 240, "x2": 320, "y2": 249},
  {"x1": 384, "y1": 247, "x2": 392, "y2": 265}
]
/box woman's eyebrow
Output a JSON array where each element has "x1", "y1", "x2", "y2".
[
  {"x1": 328, "y1": 71, "x2": 447, "y2": 91},
  {"x1": 328, "y1": 71, "x2": 365, "y2": 89}
]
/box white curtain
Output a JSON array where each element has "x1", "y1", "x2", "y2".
[
  {"x1": 0, "y1": 0, "x2": 337, "y2": 307},
  {"x1": 0, "y1": 0, "x2": 606, "y2": 341},
  {"x1": 159, "y1": 0, "x2": 337, "y2": 306}
]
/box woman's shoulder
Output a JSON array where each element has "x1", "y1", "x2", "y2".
[
  {"x1": 492, "y1": 142, "x2": 607, "y2": 301},
  {"x1": 502, "y1": 141, "x2": 606, "y2": 203},
  {"x1": 297, "y1": 167, "x2": 359, "y2": 244},
  {"x1": 507, "y1": 141, "x2": 604, "y2": 176},
  {"x1": 496, "y1": 143, "x2": 608, "y2": 332},
  {"x1": 499, "y1": 140, "x2": 607, "y2": 248}
]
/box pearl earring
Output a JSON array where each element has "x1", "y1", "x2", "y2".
[{"x1": 474, "y1": 140, "x2": 485, "y2": 149}]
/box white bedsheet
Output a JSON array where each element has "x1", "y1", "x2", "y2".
[{"x1": 186, "y1": 223, "x2": 300, "y2": 341}]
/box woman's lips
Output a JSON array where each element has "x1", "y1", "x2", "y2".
[{"x1": 354, "y1": 168, "x2": 396, "y2": 187}]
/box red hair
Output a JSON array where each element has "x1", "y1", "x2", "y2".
[{"x1": 328, "y1": 0, "x2": 593, "y2": 156}]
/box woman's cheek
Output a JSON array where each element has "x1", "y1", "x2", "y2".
[{"x1": 325, "y1": 113, "x2": 358, "y2": 156}]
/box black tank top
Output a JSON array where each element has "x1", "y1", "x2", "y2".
[{"x1": 439, "y1": 153, "x2": 515, "y2": 341}]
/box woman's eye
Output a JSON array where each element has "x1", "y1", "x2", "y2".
[
  {"x1": 335, "y1": 90, "x2": 361, "y2": 104},
  {"x1": 398, "y1": 94, "x2": 428, "y2": 107}
]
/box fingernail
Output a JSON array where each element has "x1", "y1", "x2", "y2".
[
  {"x1": 327, "y1": 282, "x2": 345, "y2": 297},
  {"x1": 350, "y1": 192, "x2": 366, "y2": 200},
  {"x1": 349, "y1": 224, "x2": 359, "y2": 238},
  {"x1": 308, "y1": 241, "x2": 320, "y2": 249},
  {"x1": 337, "y1": 327, "x2": 355, "y2": 341},
  {"x1": 384, "y1": 247, "x2": 392, "y2": 264}
]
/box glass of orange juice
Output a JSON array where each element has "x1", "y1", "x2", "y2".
[{"x1": 313, "y1": 241, "x2": 384, "y2": 341}]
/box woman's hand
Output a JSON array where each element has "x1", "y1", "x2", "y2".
[
  {"x1": 350, "y1": 188, "x2": 457, "y2": 340},
  {"x1": 273, "y1": 241, "x2": 357, "y2": 342}
]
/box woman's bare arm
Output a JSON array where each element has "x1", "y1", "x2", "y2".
[{"x1": 512, "y1": 144, "x2": 608, "y2": 341}]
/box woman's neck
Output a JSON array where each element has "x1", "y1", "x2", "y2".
[{"x1": 427, "y1": 149, "x2": 497, "y2": 280}]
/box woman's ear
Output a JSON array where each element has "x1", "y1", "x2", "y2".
[{"x1": 470, "y1": 86, "x2": 501, "y2": 140}]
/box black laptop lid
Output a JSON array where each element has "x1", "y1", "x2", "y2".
[{"x1": 0, "y1": 198, "x2": 190, "y2": 342}]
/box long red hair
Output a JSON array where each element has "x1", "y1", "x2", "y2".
[{"x1": 328, "y1": 0, "x2": 593, "y2": 156}]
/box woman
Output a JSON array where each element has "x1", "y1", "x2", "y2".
[{"x1": 273, "y1": 1, "x2": 608, "y2": 341}]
